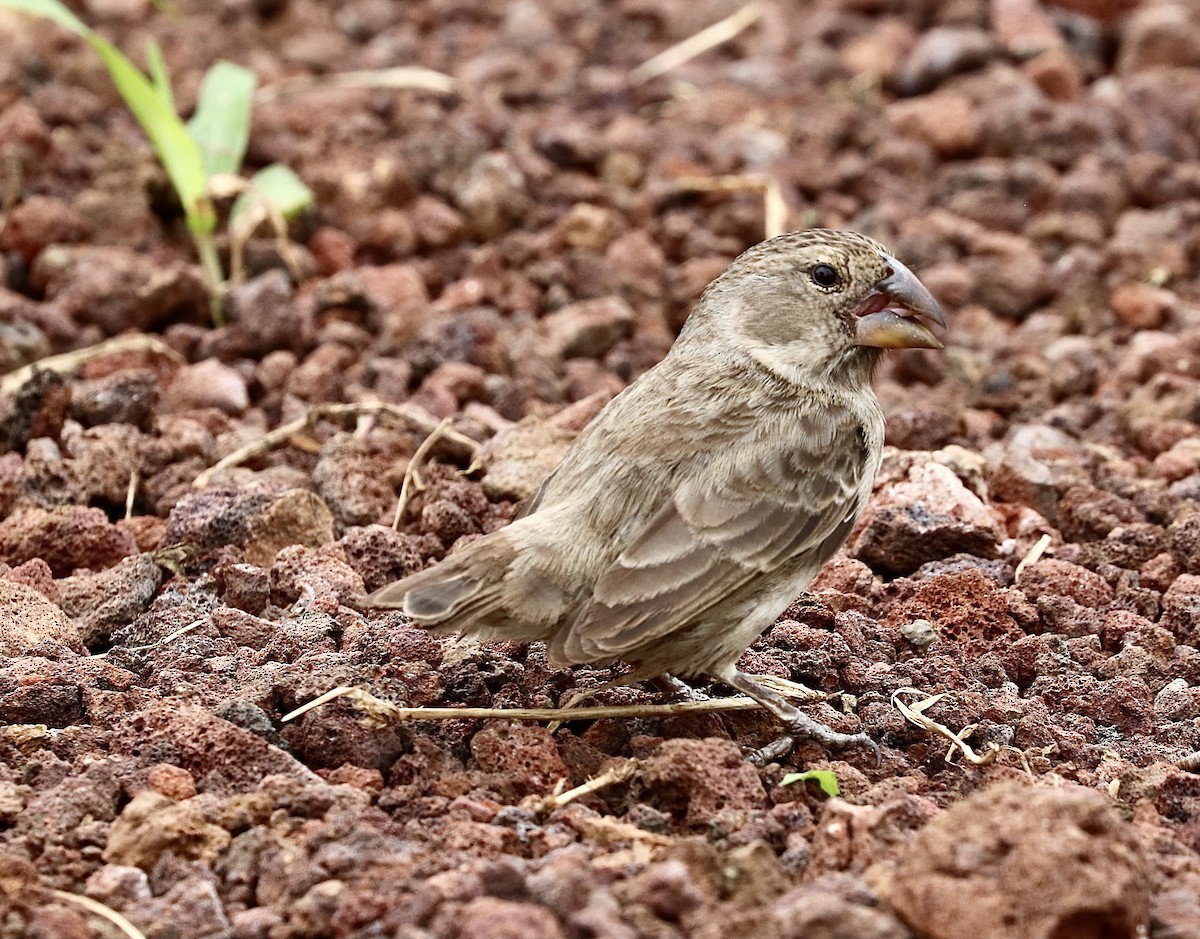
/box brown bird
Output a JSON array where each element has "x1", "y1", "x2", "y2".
[{"x1": 365, "y1": 229, "x2": 945, "y2": 762}]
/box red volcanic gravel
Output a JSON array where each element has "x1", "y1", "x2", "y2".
[{"x1": 0, "y1": 0, "x2": 1199, "y2": 937}]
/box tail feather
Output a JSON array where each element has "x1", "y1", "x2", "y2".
[
  {"x1": 365, "y1": 570, "x2": 476, "y2": 617},
  {"x1": 361, "y1": 533, "x2": 525, "y2": 637},
  {"x1": 361, "y1": 520, "x2": 581, "y2": 645}
]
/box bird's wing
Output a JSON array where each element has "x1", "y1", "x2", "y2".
[{"x1": 555, "y1": 405, "x2": 872, "y2": 663}]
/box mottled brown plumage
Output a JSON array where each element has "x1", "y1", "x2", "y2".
[{"x1": 365, "y1": 229, "x2": 945, "y2": 761}]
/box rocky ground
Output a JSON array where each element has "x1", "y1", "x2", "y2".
[{"x1": 1, "y1": 0, "x2": 1200, "y2": 936}]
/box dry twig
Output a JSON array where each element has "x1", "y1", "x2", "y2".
[
  {"x1": 257, "y1": 67, "x2": 456, "y2": 102},
  {"x1": 673, "y1": 173, "x2": 788, "y2": 239},
  {"x1": 1, "y1": 335, "x2": 184, "y2": 397},
  {"x1": 52, "y1": 891, "x2": 147, "y2": 939},
  {"x1": 393, "y1": 416, "x2": 454, "y2": 530},
  {"x1": 207, "y1": 172, "x2": 306, "y2": 285},
  {"x1": 282, "y1": 684, "x2": 796, "y2": 726},
  {"x1": 1014, "y1": 533, "x2": 1052, "y2": 582},
  {"x1": 547, "y1": 671, "x2": 824, "y2": 733},
  {"x1": 534, "y1": 758, "x2": 640, "y2": 813},
  {"x1": 90, "y1": 618, "x2": 209, "y2": 659},
  {"x1": 124, "y1": 469, "x2": 139, "y2": 521},
  {"x1": 630, "y1": 3, "x2": 763, "y2": 84},
  {"x1": 192, "y1": 402, "x2": 478, "y2": 488},
  {"x1": 892, "y1": 687, "x2": 1000, "y2": 767}
]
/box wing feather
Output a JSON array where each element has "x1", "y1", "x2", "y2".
[{"x1": 557, "y1": 407, "x2": 874, "y2": 663}]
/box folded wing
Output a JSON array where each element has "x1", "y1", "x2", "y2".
[{"x1": 553, "y1": 407, "x2": 872, "y2": 663}]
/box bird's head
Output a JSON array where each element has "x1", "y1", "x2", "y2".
[{"x1": 683, "y1": 229, "x2": 945, "y2": 385}]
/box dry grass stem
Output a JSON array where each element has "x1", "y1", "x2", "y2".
[
  {"x1": 1014, "y1": 533, "x2": 1052, "y2": 582},
  {"x1": 630, "y1": 3, "x2": 762, "y2": 84},
  {"x1": 2, "y1": 335, "x2": 185, "y2": 397},
  {"x1": 752, "y1": 673, "x2": 824, "y2": 702},
  {"x1": 192, "y1": 402, "x2": 478, "y2": 488},
  {"x1": 0, "y1": 154, "x2": 21, "y2": 238},
  {"x1": 282, "y1": 684, "x2": 792, "y2": 726},
  {"x1": 547, "y1": 671, "x2": 823, "y2": 733},
  {"x1": 579, "y1": 815, "x2": 673, "y2": 849},
  {"x1": 257, "y1": 67, "x2": 456, "y2": 102},
  {"x1": 673, "y1": 173, "x2": 788, "y2": 239},
  {"x1": 124, "y1": 469, "x2": 139, "y2": 521},
  {"x1": 91, "y1": 618, "x2": 209, "y2": 658},
  {"x1": 535, "y1": 758, "x2": 640, "y2": 813},
  {"x1": 892, "y1": 687, "x2": 1000, "y2": 767},
  {"x1": 226, "y1": 195, "x2": 305, "y2": 286},
  {"x1": 393, "y1": 416, "x2": 454, "y2": 530},
  {"x1": 52, "y1": 891, "x2": 147, "y2": 939}
]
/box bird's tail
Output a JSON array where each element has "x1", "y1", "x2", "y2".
[{"x1": 359, "y1": 533, "x2": 528, "y2": 638}]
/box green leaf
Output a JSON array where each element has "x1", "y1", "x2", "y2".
[
  {"x1": 0, "y1": 0, "x2": 88, "y2": 34},
  {"x1": 187, "y1": 60, "x2": 256, "y2": 177},
  {"x1": 90, "y1": 36, "x2": 214, "y2": 235},
  {"x1": 0, "y1": 0, "x2": 213, "y2": 238},
  {"x1": 780, "y1": 769, "x2": 840, "y2": 798},
  {"x1": 144, "y1": 39, "x2": 174, "y2": 111},
  {"x1": 231, "y1": 163, "x2": 314, "y2": 223}
]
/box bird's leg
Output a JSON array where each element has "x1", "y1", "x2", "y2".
[
  {"x1": 547, "y1": 672, "x2": 644, "y2": 731},
  {"x1": 717, "y1": 668, "x2": 881, "y2": 767},
  {"x1": 649, "y1": 674, "x2": 711, "y2": 703}
]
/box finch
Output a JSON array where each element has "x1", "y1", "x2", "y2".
[{"x1": 365, "y1": 229, "x2": 945, "y2": 761}]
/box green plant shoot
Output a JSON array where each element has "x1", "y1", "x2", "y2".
[
  {"x1": 780, "y1": 769, "x2": 840, "y2": 798},
  {"x1": 1, "y1": 0, "x2": 315, "y2": 323}
]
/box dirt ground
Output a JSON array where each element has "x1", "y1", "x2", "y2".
[{"x1": 2, "y1": 0, "x2": 1200, "y2": 936}]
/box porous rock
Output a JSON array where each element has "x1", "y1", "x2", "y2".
[{"x1": 878, "y1": 780, "x2": 1149, "y2": 939}]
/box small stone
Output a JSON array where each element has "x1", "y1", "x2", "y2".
[
  {"x1": 163, "y1": 487, "x2": 334, "y2": 568},
  {"x1": 1017, "y1": 559, "x2": 1114, "y2": 608},
  {"x1": 145, "y1": 764, "x2": 197, "y2": 801},
  {"x1": 0, "y1": 194, "x2": 90, "y2": 262},
  {"x1": 541, "y1": 296, "x2": 635, "y2": 359},
  {"x1": 0, "y1": 580, "x2": 83, "y2": 655},
  {"x1": 887, "y1": 93, "x2": 982, "y2": 157},
  {"x1": 411, "y1": 195, "x2": 466, "y2": 250},
  {"x1": 0, "y1": 505, "x2": 136, "y2": 575},
  {"x1": 164, "y1": 359, "x2": 249, "y2": 415},
  {"x1": 900, "y1": 618, "x2": 940, "y2": 649},
  {"x1": 70, "y1": 369, "x2": 159, "y2": 428},
  {"x1": 31, "y1": 244, "x2": 208, "y2": 334},
  {"x1": 852, "y1": 458, "x2": 1004, "y2": 576},
  {"x1": 1022, "y1": 47, "x2": 1084, "y2": 102},
  {"x1": 446, "y1": 897, "x2": 565, "y2": 939},
  {"x1": 103, "y1": 790, "x2": 231, "y2": 871},
  {"x1": 988, "y1": 424, "x2": 1093, "y2": 523},
  {"x1": 896, "y1": 27, "x2": 999, "y2": 95},
  {"x1": 1117, "y1": 4, "x2": 1200, "y2": 74},
  {"x1": 1153, "y1": 677, "x2": 1199, "y2": 721},
  {"x1": 632, "y1": 738, "x2": 767, "y2": 827},
  {"x1": 841, "y1": 20, "x2": 917, "y2": 83},
  {"x1": 990, "y1": 0, "x2": 1065, "y2": 58},
  {"x1": 2, "y1": 557, "x2": 59, "y2": 604},
  {"x1": 225, "y1": 268, "x2": 315, "y2": 356},
  {"x1": 1110, "y1": 282, "x2": 1174, "y2": 330},
  {"x1": 881, "y1": 780, "x2": 1150, "y2": 939},
  {"x1": 58, "y1": 554, "x2": 163, "y2": 649},
  {"x1": 557, "y1": 203, "x2": 615, "y2": 251}
]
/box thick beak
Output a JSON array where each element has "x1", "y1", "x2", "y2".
[{"x1": 853, "y1": 255, "x2": 946, "y2": 350}]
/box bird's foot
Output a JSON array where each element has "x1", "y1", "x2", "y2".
[
  {"x1": 717, "y1": 668, "x2": 881, "y2": 767},
  {"x1": 747, "y1": 714, "x2": 881, "y2": 767},
  {"x1": 652, "y1": 674, "x2": 711, "y2": 704}
]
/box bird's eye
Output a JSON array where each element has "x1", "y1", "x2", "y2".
[{"x1": 810, "y1": 264, "x2": 840, "y2": 289}]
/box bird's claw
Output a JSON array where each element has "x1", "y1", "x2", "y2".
[
  {"x1": 746, "y1": 722, "x2": 881, "y2": 768},
  {"x1": 747, "y1": 734, "x2": 795, "y2": 766}
]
